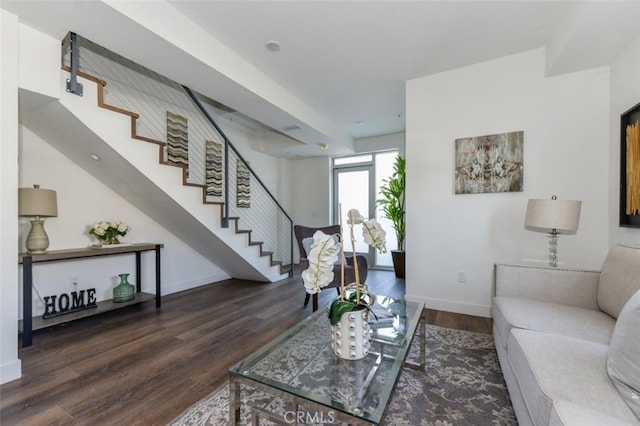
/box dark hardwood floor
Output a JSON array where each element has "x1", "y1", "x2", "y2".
[{"x1": 0, "y1": 269, "x2": 491, "y2": 425}]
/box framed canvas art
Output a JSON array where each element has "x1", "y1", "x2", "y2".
[
  {"x1": 455, "y1": 131, "x2": 523, "y2": 194},
  {"x1": 620, "y1": 102, "x2": 640, "y2": 227}
]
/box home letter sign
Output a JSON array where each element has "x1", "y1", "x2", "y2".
[{"x1": 43, "y1": 288, "x2": 98, "y2": 319}]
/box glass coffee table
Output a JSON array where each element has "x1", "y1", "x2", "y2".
[{"x1": 229, "y1": 295, "x2": 425, "y2": 425}]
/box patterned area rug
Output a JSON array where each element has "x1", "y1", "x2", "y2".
[{"x1": 170, "y1": 325, "x2": 516, "y2": 425}]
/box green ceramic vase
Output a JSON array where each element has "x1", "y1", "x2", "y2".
[{"x1": 113, "y1": 273, "x2": 135, "y2": 303}]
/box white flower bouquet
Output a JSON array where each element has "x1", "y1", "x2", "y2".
[{"x1": 89, "y1": 220, "x2": 129, "y2": 245}]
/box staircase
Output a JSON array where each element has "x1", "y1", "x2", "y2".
[{"x1": 19, "y1": 33, "x2": 293, "y2": 283}]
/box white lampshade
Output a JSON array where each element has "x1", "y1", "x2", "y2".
[
  {"x1": 19, "y1": 184, "x2": 58, "y2": 217},
  {"x1": 525, "y1": 196, "x2": 581, "y2": 233}
]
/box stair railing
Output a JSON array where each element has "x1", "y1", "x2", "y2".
[
  {"x1": 184, "y1": 86, "x2": 294, "y2": 272},
  {"x1": 61, "y1": 32, "x2": 293, "y2": 276}
]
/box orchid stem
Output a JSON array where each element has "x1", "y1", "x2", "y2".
[
  {"x1": 348, "y1": 210, "x2": 361, "y2": 304},
  {"x1": 339, "y1": 204, "x2": 345, "y2": 301}
]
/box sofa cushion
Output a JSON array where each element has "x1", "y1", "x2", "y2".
[
  {"x1": 608, "y1": 289, "x2": 640, "y2": 419},
  {"x1": 507, "y1": 329, "x2": 638, "y2": 425},
  {"x1": 550, "y1": 400, "x2": 640, "y2": 426},
  {"x1": 493, "y1": 296, "x2": 615, "y2": 350},
  {"x1": 598, "y1": 245, "x2": 640, "y2": 318}
]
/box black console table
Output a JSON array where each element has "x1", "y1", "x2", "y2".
[{"x1": 19, "y1": 243, "x2": 163, "y2": 347}]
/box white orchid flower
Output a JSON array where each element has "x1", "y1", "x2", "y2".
[
  {"x1": 301, "y1": 231, "x2": 341, "y2": 294},
  {"x1": 362, "y1": 219, "x2": 387, "y2": 253},
  {"x1": 346, "y1": 209, "x2": 364, "y2": 225}
]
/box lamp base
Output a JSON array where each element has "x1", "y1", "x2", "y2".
[
  {"x1": 547, "y1": 230, "x2": 559, "y2": 268},
  {"x1": 26, "y1": 217, "x2": 50, "y2": 254}
]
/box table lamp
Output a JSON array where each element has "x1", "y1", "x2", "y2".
[
  {"x1": 525, "y1": 195, "x2": 581, "y2": 267},
  {"x1": 19, "y1": 184, "x2": 58, "y2": 254}
]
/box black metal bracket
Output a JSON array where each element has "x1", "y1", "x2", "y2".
[{"x1": 66, "y1": 32, "x2": 83, "y2": 96}]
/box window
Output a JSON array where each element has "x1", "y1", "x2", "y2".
[{"x1": 332, "y1": 151, "x2": 398, "y2": 268}]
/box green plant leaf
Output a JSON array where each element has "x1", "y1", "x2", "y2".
[
  {"x1": 375, "y1": 155, "x2": 406, "y2": 250},
  {"x1": 328, "y1": 299, "x2": 357, "y2": 325}
]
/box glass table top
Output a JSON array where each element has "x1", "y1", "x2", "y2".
[{"x1": 229, "y1": 295, "x2": 424, "y2": 424}]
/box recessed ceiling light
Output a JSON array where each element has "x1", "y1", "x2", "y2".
[
  {"x1": 265, "y1": 40, "x2": 281, "y2": 52},
  {"x1": 319, "y1": 143, "x2": 329, "y2": 150},
  {"x1": 90, "y1": 153, "x2": 101, "y2": 161},
  {"x1": 355, "y1": 120, "x2": 365, "y2": 126}
]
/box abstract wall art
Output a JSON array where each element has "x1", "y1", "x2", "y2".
[
  {"x1": 205, "y1": 140, "x2": 223, "y2": 197},
  {"x1": 166, "y1": 111, "x2": 189, "y2": 171},
  {"x1": 237, "y1": 159, "x2": 250, "y2": 208},
  {"x1": 620, "y1": 102, "x2": 640, "y2": 227},
  {"x1": 455, "y1": 131, "x2": 524, "y2": 194}
]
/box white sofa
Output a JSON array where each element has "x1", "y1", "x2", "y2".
[{"x1": 493, "y1": 245, "x2": 640, "y2": 426}]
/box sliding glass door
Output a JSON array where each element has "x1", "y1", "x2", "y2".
[{"x1": 332, "y1": 151, "x2": 398, "y2": 268}]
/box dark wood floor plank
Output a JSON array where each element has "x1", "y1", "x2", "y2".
[
  {"x1": 18, "y1": 405, "x2": 72, "y2": 426},
  {"x1": 1, "y1": 269, "x2": 491, "y2": 425},
  {"x1": 0, "y1": 367, "x2": 79, "y2": 416}
]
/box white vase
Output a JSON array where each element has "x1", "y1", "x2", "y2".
[{"x1": 331, "y1": 309, "x2": 371, "y2": 360}]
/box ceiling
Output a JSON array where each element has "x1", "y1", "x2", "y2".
[{"x1": 3, "y1": 1, "x2": 639, "y2": 158}]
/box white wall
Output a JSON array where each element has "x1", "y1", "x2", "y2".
[
  {"x1": 355, "y1": 132, "x2": 405, "y2": 156},
  {"x1": 0, "y1": 9, "x2": 22, "y2": 385},
  {"x1": 609, "y1": 35, "x2": 640, "y2": 247},
  {"x1": 291, "y1": 156, "x2": 332, "y2": 228},
  {"x1": 290, "y1": 156, "x2": 332, "y2": 261},
  {"x1": 18, "y1": 23, "x2": 59, "y2": 98},
  {"x1": 19, "y1": 126, "x2": 231, "y2": 316},
  {"x1": 406, "y1": 48, "x2": 610, "y2": 317}
]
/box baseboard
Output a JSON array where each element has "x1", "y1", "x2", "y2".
[
  {"x1": 161, "y1": 272, "x2": 231, "y2": 295},
  {"x1": 0, "y1": 358, "x2": 22, "y2": 385},
  {"x1": 405, "y1": 295, "x2": 492, "y2": 318}
]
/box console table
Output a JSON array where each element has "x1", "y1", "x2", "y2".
[{"x1": 19, "y1": 243, "x2": 163, "y2": 347}]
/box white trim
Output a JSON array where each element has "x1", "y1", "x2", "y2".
[
  {"x1": 161, "y1": 273, "x2": 232, "y2": 296},
  {"x1": 406, "y1": 294, "x2": 492, "y2": 318},
  {"x1": 0, "y1": 358, "x2": 22, "y2": 385}
]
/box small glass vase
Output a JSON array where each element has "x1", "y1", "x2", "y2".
[
  {"x1": 113, "y1": 273, "x2": 135, "y2": 303},
  {"x1": 104, "y1": 236, "x2": 120, "y2": 245}
]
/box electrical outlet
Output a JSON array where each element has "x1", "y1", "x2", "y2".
[
  {"x1": 457, "y1": 271, "x2": 466, "y2": 283},
  {"x1": 71, "y1": 277, "x2": 79, "y2": 287}
]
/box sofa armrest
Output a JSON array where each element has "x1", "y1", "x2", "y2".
[{"x1": 495, "y1": 264, "x2": 601, "y2": 310}]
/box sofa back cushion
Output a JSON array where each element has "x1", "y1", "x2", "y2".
[
  {"x1": 607, "y1": 289, "x2": 640, "y2": 418},
  {"x1": 598, "y1": 245, "x2": 640, "y2": 318}
]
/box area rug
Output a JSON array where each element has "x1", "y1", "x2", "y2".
[{"x1": 170, "y1": 325, "x2": 516, "y2": 425}]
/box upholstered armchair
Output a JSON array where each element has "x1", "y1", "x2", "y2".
[{"x1": 294, "y1": 224, "x2": 368, "y2": 311}]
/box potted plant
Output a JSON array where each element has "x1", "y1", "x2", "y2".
[
  {"x1": 301, "y1": 209, "x2": 386, "y2": 360},
  {"x1": 376, "y1": 155, "x2": 406, "y2": 278}
]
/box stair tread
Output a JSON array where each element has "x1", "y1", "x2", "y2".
[{"x1": 70, "y1": 65, "x2": 291, "y2": 282}]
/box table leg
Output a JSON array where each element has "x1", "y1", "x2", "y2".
[
  {"x1": 135, "y1": 252, "x2": 142, "y2": 293},
  {"x1": 155, "y1": 245, "x2": 162, "y2": 308},
  {"x1": 420, "y1": 309, "x2": 426, "y2": 372},
  {"x1": 229, "y1": 376, "x2": 241, "y2": 425},
  {"x1": 23, "y1": 256, "x2": 33, "y2": 347}
]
